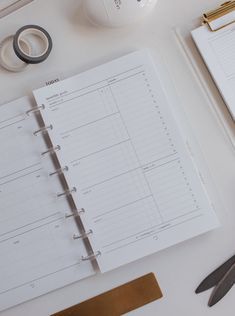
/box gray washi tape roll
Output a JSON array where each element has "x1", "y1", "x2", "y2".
[{"x1": 13, "y1": 25, "x2": 52, "y2": 64}]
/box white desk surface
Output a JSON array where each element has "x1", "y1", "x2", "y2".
[{"x1": 1, "y1": 0, "x2": 235, "y2": 315}]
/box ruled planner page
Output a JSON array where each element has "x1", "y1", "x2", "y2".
[
  {"x1": 0, "y1": 97, "x2": 94, "y2": 312},
  {"x1": 34, "y1": 50, "x2": 219, "y2": 273},
  {"x1": 192, "y1": 23, "x2": 235, "y2": 120}
]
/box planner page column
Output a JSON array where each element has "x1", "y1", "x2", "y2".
[
  {"x1": 34, "y1": 50, "x2": 219, "y2": 273},
  {"x1": 0, "y1": 97, "x2": 94, "y2": 312}
]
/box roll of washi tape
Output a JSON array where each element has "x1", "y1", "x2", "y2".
[
  {"x1": 13, "y1": 25, "x2": 52, "y2": 64},
  {"x1": 0, "y1": 35, "x2": 31, "y2": 72}
]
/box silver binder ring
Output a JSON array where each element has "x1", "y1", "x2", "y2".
[
  {"x1": 49, "y1": 166, "x2": 68, "y2": 177},
  {"x1": 81, "y1": 251, "x2": 101, "y2": 261},
  {"x1": 65, "y1": 208, "x2": 85, "y2": 218},
  {"x1": 26, "y1": 104, "x2": 45, "y2": 116},
  {"x1": 57, "y1": 187, "x2": 77, "y2": 198},
  {"x1": 41, "y1": 145, "x2": 61, "y2": 156},
  {"x1": 33, "y1": 124, "x2": 53, "y2": 136},
  {"x1": 73, "y1": 229, "x2": 93, "y2": 240},
  {"x1": 65, "y1": 213, "x2": 75, "y2": 219}
]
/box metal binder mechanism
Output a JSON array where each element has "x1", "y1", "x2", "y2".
[
  {"x1": 81, "y1": 251, "x2": 101, "y2": 262},
  {"x1": 49, "y1": 166, "x2": 68, "y2": 177},
  {"x1": 26, "y1": 104, "x2": 45, "y2": 116},
  {"x1": 73, "y1": 229, "x2": 93, "y2": 240},
  {"x1": 203, "y1": 1, "x2": 235, "y2": 31},
  {"x1": 41, "y1": 145, "x2": 61, "y2": 156},
  {"x1": 65, "y1": 208, "x2": 85, "y2": 219},
  {"x1": 57, "y1": 187, "x2": 77, "y2": 198},
  {"x1": 33, "y1": 124, "x2": 53, "y2": 136}
]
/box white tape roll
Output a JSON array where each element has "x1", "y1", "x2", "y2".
[{"x1": 0, "y1": 35, "x2": 31, "y2": 72}]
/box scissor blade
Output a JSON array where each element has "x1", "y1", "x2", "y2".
[
  {"x1": 208, "y1": 264, "x2": 235, "y2": 307},
  {"x1": 196, "y1": 255, "x2": 235, "y2": 294}
]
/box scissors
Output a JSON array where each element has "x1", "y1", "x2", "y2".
[{"x1": 196, "y1": 255, "x2": 235, "y2": 307}]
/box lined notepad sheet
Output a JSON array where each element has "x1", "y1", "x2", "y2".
[
  {"x1": 192, "y1": 23, "x2": 235, "y2": 120},
  {"x1": 34, "y1": 50, "x2": 219, "y2": 273},
  {"x1": 0, "y1": 97, "x2": 94, "y2": 312}
]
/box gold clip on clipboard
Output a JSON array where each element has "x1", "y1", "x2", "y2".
[{"x1": 203, "y1": 1, "x2": 235, "y2": 31}]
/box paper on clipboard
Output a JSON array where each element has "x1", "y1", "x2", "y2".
[
  {"x1": 191, "y1": 23, "x2": 235, "y2": 121},
  {"x1": 188, "y1": 2, "x2": 235, "y2": 132}
]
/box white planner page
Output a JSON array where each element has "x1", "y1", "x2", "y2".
[
  {"x1": 0, "y1": 97, "x2": 94, "y2": 312},
  {"x1": 192, "y1": 23, "x2": 235, "y2": 120},
  {"x1": 34, "y1": 50, "x2": 219, "y2": 273}
]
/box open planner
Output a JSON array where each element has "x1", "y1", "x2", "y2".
[{"x1": 0, "y1": 50, "x2": 219, "y2": 311}]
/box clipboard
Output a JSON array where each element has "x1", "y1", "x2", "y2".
[{"x1": 173, "y1": 1, "x2": 235, "y2": 150}]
